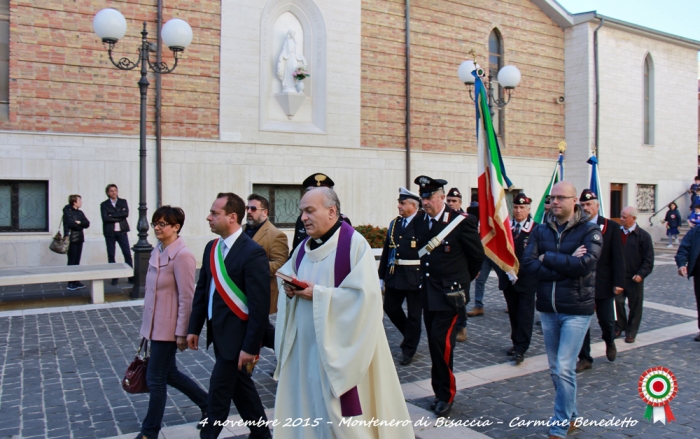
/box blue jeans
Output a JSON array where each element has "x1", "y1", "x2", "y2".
[
  {"x1": 142, "y1": 340, "x2": 208, "y2": 438},
  {"x1": 539, "y1": 312, "x2": 593, "y2": 438},
  {"x1": 473, "y1": 259, "x2": 493, "y2": 309}
]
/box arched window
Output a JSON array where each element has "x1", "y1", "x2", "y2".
[
  {"x1": 489, "y1": 29, "x2": 504, "y2": 137},
  {"x1": 643, "y1": 54, "x2": 654, "y2": 144}
]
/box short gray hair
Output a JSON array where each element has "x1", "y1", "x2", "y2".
[
  {"x1": 405, "y1": 198, "x2": 419, "y2": 209},
  {"x1": 622, "y1": 206, "x2": 638, "y2": 218},
  {"x1": 316, "y1": 187, "x2": 341, "y2": 218}
]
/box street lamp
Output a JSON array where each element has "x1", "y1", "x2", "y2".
[
  {"x1": 93, "y1": 8, "x2": 192, "y2": 298},
  {"x1": 457, "y1": 52, "x2": 521, "y2": 117}
]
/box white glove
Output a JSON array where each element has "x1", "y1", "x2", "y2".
[
  {"x1": 507, "y1": 272, "x2": 518, "y2": 284},
  {"x1": 379, "y1": 279, "x2": 385, "y2": 291}
]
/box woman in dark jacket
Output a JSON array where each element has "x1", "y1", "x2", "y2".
[
  {"x1": 664, "y1": 202, "x2": 681, "y2": 247},
  {"x1": 63, "y1": 194, "x2": 90, "y2": 290}
]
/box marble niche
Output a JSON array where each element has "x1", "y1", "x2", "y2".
[{"x1": 260, "y1": 0, "x2": 326, "y2": 133}]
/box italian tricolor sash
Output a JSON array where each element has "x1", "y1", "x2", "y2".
[{"x1": 210, "y1": 239, "x2": 248, "y2": 321}]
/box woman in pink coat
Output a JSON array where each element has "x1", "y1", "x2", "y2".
[{"x1": 136, "y1": 206, "x2": 207, "y2": 439}]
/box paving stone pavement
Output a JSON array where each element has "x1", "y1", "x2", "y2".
[
  {"x1": 410, "y1": 334, "x2": 700, "y2": 438},
  {"x1": 0, "y1": 263, "x2": 698, "y2": 439}
]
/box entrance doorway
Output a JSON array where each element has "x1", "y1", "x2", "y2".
[{"x1": 610, "y1": 183, "x2": 625, "y2": 223}]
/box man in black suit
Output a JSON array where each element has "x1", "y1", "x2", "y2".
[
  {"x1": 413, "y1": 175, "x2": 484, "y2": 418},
  {"x1": 100, "y1": 184, "x2": 133, "y2": 285},
  {"x1": 616, "y1": 206, "x2": 654, "y2": 344},
  {"x1": 187, "y1": 193, "x2": 271, "y2": 439},
  {"x1": 576, "y1": 189, "x2": 626, "y2": 373},
  {"x1": 496, "y1": 193, "x2": 538, "y2": 365},
  {"x1": 379, "y1": 187, "x2": 423, "y2": 366}
]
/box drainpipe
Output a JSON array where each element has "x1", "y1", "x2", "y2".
[
  {"x1": 405, "y1": 0, "x2": 411, "y2": 188},
  {"x1": 593, "y1": 17, "x2": 604, "y2": 160},
  {"x1": 155, "y1": 0, "x2": 163, "y2": 207}
]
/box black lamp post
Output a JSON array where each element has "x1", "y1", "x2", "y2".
[{"x1": 93, "y1": 8, "x2": 193, "y2": 298}]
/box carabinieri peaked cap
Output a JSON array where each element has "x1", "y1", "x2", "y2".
[
  {"x1": 513, "y1": 193, "x2": 532, "y2": 205},
  {"x1": 398, "y1": 187, "x2": 421, "y2": 202},
  {"x1": 580, "y1": 189, "x2": 598, "y2": 201},
  {"x1": 302, "y1": 173, "x2": 335, "y2": 188},
  {"x1": 447, "y1": 187, "x2": 462, "y2": 198},
  {"x1": 414, "y1": 175, "x2": 447, "y2": 198}
]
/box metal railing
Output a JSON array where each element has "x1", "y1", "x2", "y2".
[{"x1": 648, "y1": 190, "x2": 689, "y2": 226}]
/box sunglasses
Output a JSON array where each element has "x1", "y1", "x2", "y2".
[{"x1": 246, "y1": 206, "x2": 265, "y2": 212}]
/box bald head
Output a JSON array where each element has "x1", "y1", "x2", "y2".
[
  {"x1": 549, "y1": 181, "x2": 578, "y2": 223},
  {"x1": 620, "y1": 206, "x2": 637, "y2": 228},
  {"x1": 299, "y1": 187, "x2": 340, "y2": 239}
]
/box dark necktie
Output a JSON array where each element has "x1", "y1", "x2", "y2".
[
  {"x1": 514, "y1": 222, "x2": 521, "y2": 236},
  {"x1": 402, "y1": 218, "x2": 407, "y2": 232},
  {"x1": 430, "y1": 218, "x2": 437, "y2": 230}
]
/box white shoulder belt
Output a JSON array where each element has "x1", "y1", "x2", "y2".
[{"x1": 418, "y1": 214, "x2": 467, "y2": 257}]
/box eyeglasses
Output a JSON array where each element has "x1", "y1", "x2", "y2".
[
  {"x1": 151, "y1": 221, "x2": 170, "y2": 229},
  {"x1": 548, "y1": 195, "x2": 575, "y2": 202},
  {"x1": 246, "y1": 206, "x2": 265, "y2": 212}
]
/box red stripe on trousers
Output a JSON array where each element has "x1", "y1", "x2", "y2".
[{"x1": 443, "y1": 314, "x2": 458, "y2": 403}]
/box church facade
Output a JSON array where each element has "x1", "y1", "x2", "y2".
[{"x1": 0, "y1": 0, "x2": 697, "y2": 267}]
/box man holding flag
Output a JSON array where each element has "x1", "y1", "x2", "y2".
[{"x1": 414, "y1": 175, "x2": 484, "y2": 418}]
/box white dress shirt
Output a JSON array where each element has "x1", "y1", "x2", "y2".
[{"x1": 209, "y1": 228, "x2": 243, "y2": 319}]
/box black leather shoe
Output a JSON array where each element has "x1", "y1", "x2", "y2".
[
  {"x1": 513, "y1": 352, "x2": 525, "y2": 365},
  {"x1": 606, "y1": 341, "x2": 617, "y2": 361},
  {"x1": 506, "y1": 347, "x2": 515, "y2": 356},
  {"x1": 433, "y1": 401, "x2": 453, "y2": 418},
  {"x1": 399, "y1": 354, "x2": 413, "y2": 366},
  {"x1": 429, "y1": 398, "x2": 439, "y2": 411},
  {"x1": 196, "y1": 410, "x2": 207, "y2": 430}
]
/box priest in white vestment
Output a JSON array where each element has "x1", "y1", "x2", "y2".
[{"x1": 273, "y1": 187, "x2": 414, "y2": 439}]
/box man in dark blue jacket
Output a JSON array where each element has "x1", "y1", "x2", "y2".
[
  {"x1": 675, "y1": 226, "x2": 700, "y2": 342},
  {"x1": 523, "y1": 181, "x2": 602, "y2": 439}
]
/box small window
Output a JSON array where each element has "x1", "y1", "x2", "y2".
[
  {"x1": 643, "y1": 54, "x2": 654, "y2": 145},
  {"x1": 636, "y1": 184, "x2": 655, "y2": 214},
  {"x1": 252, "y1": 184, "x2": 304, "y2": 228},
  {"x1": 0, "y1": 180, "x2": 49, "y2": 232},
  {"x1": 488, "y1": 28, "x2": 504, "y2": 138}
]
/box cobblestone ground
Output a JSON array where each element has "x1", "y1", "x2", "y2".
[
  {"x1": 0, "y1": 264, "x2": 697, "y2": 439},
  {"x1": 411, "y1": 334, "x2": 700, "y2": 438}
]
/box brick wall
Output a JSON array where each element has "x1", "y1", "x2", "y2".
[
  {"x1": 3, "y1": 0, "x2": 220, "y2": 138},
  {"x1": 361, "y1": 0, "x2": 564, "y2": 159}
]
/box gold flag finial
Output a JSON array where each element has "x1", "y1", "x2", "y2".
[{"x1": 468, "y1": 49, "x2": 478, "y2": 62}]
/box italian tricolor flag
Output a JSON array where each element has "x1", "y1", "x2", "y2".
[{"x1": 475, "y1": 75, "x2": 519, "y2": 278}]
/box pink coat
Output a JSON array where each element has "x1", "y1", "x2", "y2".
[{"x1": 140, "y1": 237, "x2": 196, "y2": 341}]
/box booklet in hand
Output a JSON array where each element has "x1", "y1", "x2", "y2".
[{"x1": 275, "y1": 272, "x2": 309, "y2": 290}]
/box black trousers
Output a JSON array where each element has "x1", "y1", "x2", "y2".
[
  {"x1": 67, "y1": 241, "x2": 83, "y2": 266},
  {"x1": 261, "y1": 322, "x2": 275, "y2": 350},
  {"x1": 201, "y1": 347, "x2": 271, "y2": 439},
  {"x1": 424, "y1": 309, "x2": 459, "y2": 403},
  {"x1": 579, "y1": 297, "x2": 616, "y2": 363},
  {"x1": 615, "y1": 280, "x2": 644, "y2": 338},
  {"x1": 383, "y1": 287, "x2": 422, "y2": 356},
  {"x1": 105, "y1": 232, "x2": 133, "y2": 266},
  {"x1": 694, "y1": 275, "x2": 700, "y2": 331},
  {"x1": 502, "y1": 285, "x2": 535, "y2": 355}
]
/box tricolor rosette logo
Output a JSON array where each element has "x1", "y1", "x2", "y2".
[{"x1": 638, "y1": 367, "x2": 678, "y2": 424}]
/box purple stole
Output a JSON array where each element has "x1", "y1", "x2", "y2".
[{"x1": 295, "y1": 221, "x2": 362, "y2": 417}]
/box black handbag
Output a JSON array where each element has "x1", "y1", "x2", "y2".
[
  {"x1": 49, "y1": 217, "x2": 70, "y2": 254},
  {"x1": 122, "y1": 338, "x2": 150, "y2": 394}
]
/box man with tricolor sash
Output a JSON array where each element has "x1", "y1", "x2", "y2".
[
  {"x1": 413, "y1": 175, "x2": 484, "y2": 418},
  {"x1": 187, "y1": 192, "x2": 272, "y2": 439},
  {"x1": 274, "y1": 187, "x2": 413, "y2": 439}
]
